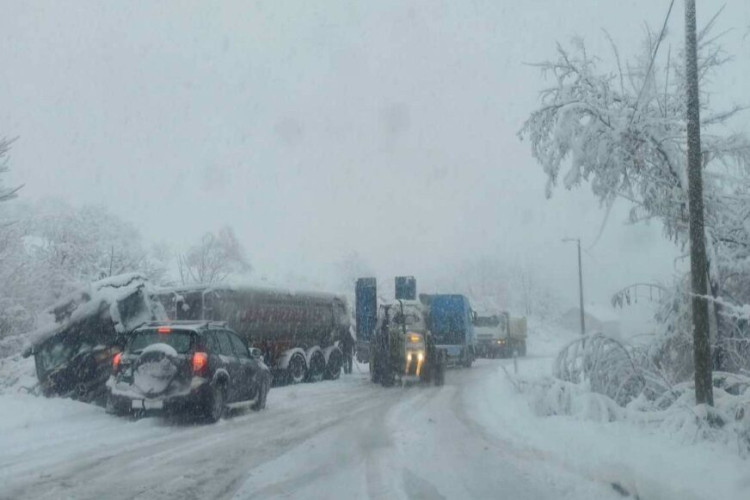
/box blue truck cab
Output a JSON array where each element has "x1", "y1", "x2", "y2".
[{"x1": 420, "y1": 294, "x2": 475, "y2": 367}]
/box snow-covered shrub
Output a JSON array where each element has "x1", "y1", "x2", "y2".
[
  {"x1": 514, "y1": 364, "x2": 750, "y2": 456},
  {"x1": 649, "y1": 278, "x2": 697, "y2": 385},
  {"x1": 554, "y1": 333, "x2": 667, "y2": 406},
  {"x1": 521, "y1": 376, "x2": 624, "y2": 422},
  {"x1": 0, "y1": 301, "x2": 35, "y2": 340},
  {"x1": 0, "y1": 351, "x2": 38, "y2": 395}
]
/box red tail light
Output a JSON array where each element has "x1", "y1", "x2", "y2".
[
  {"x1": 112, "y1": 352, "x2": 122, "y2": 373},
  {"x1": 192, "y1": 352, "x2": 208, "y2": 375}
]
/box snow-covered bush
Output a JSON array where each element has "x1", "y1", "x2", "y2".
[
  {"x1": 515, "y1": 359, "x2": 750, "y2": 456},
  {"x1": 0, "y1": 301, "x2": 35, "y2": 340},
  {"x1": 554, "y1": 333, "x2": 672, "y2": 406}
]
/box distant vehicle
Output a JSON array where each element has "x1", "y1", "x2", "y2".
[
  {"x1": 156, "y1": 286, "x2": 351, "y2": 384},
  {"x1": 474, "y1": 312, "x2": 527, "y2": 358},
  {"x1": 419, "y1": 294, "x2": 476, "y2": 367},
  {"x1": 369, "y1": 300, "x2": 445, "y2": 387},
  {"x1": 22, "y1": 273, "x2": 167, "y2": 404},
  {"x1": 106, "y1": 321, "x2": 271, "y2": 422}
]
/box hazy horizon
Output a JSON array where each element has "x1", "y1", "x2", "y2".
[{"x1": 3, "y1": 0, "x2": 748, "y2": 323}]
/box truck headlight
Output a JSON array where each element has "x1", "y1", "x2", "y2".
[
  {"x1": 407, "y1": 352, "x2": 413, "y2": 362},
  {"x1": 417, "y1": 352, "x2": 424, "y2": 362}
]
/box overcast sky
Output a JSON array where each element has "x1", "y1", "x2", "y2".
[{"x1": 2, "y1": 0, "x2": 749, "y2": 321}]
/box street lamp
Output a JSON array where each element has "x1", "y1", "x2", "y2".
[{"x1": 562, "y1": 238, "x2": 586, "y2": 336}]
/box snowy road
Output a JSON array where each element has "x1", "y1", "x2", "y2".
[{"x1": 1, "y1": 355, "x2": 624, "y2": 500}]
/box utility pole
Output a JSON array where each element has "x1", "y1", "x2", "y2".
[
  {"x1": 563, "y1": 238, "x2": 586, "y2": 336},
  {"x1": 685, "y1": 0, "x2": 713, "y2": 406}
]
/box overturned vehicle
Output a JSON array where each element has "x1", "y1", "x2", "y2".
[{"x1": 22, "y1": 273, "x2": 167, "y2": 404}]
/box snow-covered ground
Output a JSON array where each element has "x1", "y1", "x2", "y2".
[{"x1": 1, "y1": 321, "x2": 748, "y2": 499}]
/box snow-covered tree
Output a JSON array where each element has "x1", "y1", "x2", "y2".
[
  {"x1": 26, "y1": 199, "x2": 154, "y2": 303},
  {"x1": 0, "y1": 137, "x2": 29, "y2": 339},
  {"x1": 178, "y1": 226, "x2": 251, "y2": 285},
  {"x1": 0, "y1": 137, "x2": 21, "y2": 205},
  {"x1": 520, "y1": 21, "x2": 750, "y2": 378},
  {"x1": 0, "y1": 198, "x2": 166, "y2": 341}
]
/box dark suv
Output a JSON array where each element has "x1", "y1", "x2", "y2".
[{"x1": 106, "y1": 321, "x2": 272, "y2": 422}]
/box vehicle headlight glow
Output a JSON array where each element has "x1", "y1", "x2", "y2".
[
  {"x1": 407, "y1": 352, "x2": 413, "y2": 362},
  {"x1": 417, "y1": 352, "x2": 424, "y2": 362}
]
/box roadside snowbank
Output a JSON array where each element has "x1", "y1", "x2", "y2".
[
  {"x1": 470, "y1": 359, "x2": 750, "y2": 499},
  {"x1": 0, "y1": 352, "x2": 37, "y2": 395},
  {"x1": 476, "y1": 316, "x2": 750, "y2": 500}
]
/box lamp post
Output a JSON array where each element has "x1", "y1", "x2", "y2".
[{"x1": 563, "y1": 238, "x2": 585, "y2": 336}]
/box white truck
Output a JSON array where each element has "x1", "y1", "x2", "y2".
[{"x1": 473, "y1": 312, "x2": 527, "y2": 358}]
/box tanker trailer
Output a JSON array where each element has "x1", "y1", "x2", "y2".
[{"x1": 157, "y1": 286, "x2": 351, "y2": 384}]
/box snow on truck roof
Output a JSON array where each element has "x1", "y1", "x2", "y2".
[
  {"x1": 24, "y1": 273, "x2": 158, "y2": 353},
  {"x1": 155, "y1": 284, "x2": 348, "y2": 303}
]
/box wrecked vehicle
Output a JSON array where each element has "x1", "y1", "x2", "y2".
[
  {"x1": 22, "y1": 273, "x2": 167, "y2": 405},
  {"x1": 106, "y1": 321, "x2": 272, "y2": 422}
]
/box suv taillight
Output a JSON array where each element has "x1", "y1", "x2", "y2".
[
  {"x1": 192, "y1": 352, "x2": 208, "y2": 376},
  {"x1": 112, "y1": 352, "x2": 122, "y2": 374}
]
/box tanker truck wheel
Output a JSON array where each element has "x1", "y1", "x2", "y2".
[
  {"x1": 324, "y1": 346, "x2": 343, "y2": 380},
  {"x1": 306, "y1": 349, "x2": 325, "y2": 383},
  {"x1": 287, "y1": 352, "x2": 307, "y2": 384}
]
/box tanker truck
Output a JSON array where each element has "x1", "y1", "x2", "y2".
[
  {"x1": 156, "y1": 286, "x2": 351, "y2": 384},
  {"x1": 369, "y1": 299, "x2": 445, "y2": 387}
]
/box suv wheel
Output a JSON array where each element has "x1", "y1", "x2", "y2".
[
  {"x1": 205, "y1": 383, "x2": 225, "y2": 423},
  {"x1": 105, "y1": 394, "x2": 130, "y2": 417}
]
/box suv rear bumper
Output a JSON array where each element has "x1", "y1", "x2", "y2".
[{"x1": 106, "y1": 378, "x2": 210, "y2": 416}]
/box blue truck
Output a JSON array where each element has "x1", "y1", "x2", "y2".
[
  {"x1": 419, "y1": 294, "x2": 476, "y2": 368},
  {"x1": 355, "y1": 278, "x2": 377, "y2": 363}
]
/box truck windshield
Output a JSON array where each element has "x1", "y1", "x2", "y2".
[
  {"x1": 128, "y1": 330, "x2": 193, "y2": 354},
  {"x1": 474, "y1": 316, "x2": 500, "y2": 327},
  {"x1": 392, "y1": 311, "x2": 421, "y2": 326}
]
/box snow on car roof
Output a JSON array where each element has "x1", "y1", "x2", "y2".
[{"x1": 136, "y1": 320, "x2": 223, "y2": 332}]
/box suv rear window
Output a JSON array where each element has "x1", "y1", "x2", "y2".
[{"x1": 128, "y1": 329, "x2": 194, "y2": 354}]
